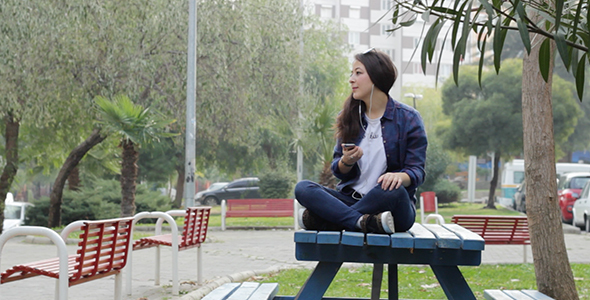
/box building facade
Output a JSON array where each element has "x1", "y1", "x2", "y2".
[{"x1": 308, "y1": 0, "x2": 472, "y2": 101}]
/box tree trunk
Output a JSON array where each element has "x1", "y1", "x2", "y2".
[
  {"x1": 173, "y1": 161, "x2": 184, "y2": 208},
  {"x1": 48, "y1": 128, "x2": 107, "y2": 227},
  {"x1": 67, "y1": 167, "x2": 81, "y2": 191},
  {"x1": 0, "y1": 114, "x2": 20, "y2": 233},
  {"x1": 120, "y1": 139, "x2": 139, "y2": 217},
  {"x1": 33, "y1": 182, "x2": 41, "y2": 200},
  {"x1": 486, "y1": 151, "x2": 501, "y2": 209},
  {"x1": 522, "y1": 22, "x2": 579, "y2": 299}
]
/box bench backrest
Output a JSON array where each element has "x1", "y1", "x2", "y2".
[
  {"x1": 451, "y1": 215, "x2": 530, "y2": 244},
  {"x1": 73, "y1": 217, "x2": 134, "y2": 282},
  {"x1": 226, "y1": 199, "x2": 293, "y2": 217},
  {"x1": 180, "y1": 207, "x2": 211, "y2": 248}
]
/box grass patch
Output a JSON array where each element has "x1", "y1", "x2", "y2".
[
  {"x1": 250, "y1": 264, "x2": 590, "y2": 299},
  {"x1": 204, "y1": 201, "x2": 522, "y2": 228},
  {"x1": 423, "y1": 201, "x2": 522, "y2": 223}
]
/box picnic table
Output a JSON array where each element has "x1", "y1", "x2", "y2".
[{"x1": 275, "y1": 223, "x2": 485, "y2": 300}]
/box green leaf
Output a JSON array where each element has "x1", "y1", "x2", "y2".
[
  {"x1": 422, "y1": 19, "x2": 444, "y2": 64},
  {"x1": 451, "y1": 1, "x2": 469, "y2": 48},
  {"x1": 478, "y1": 37, "x2": 487, "y2": 89},
  {"x1": 538, "y1": 38, "x2": 551, "y2": 82},
  {"x1": 516, "y1": 18, "x2": 531, "y2": 54},
  {"x1": 493, "y1": 16, "x2": 508, "y2": 74},
  {"x1": 554, "y1": 0, "x2": 563, "y2": 32},
  {"x1": 514, "y1": 0, "x2": 531, "y2": 54},
  {"x1": 572, "y1": 0, "x2": 584, "y2": 40},
  {"x1": 400, "y1": 15, "x2": 417, "y2": 27},
  {"x1": 575, "y1": 54, "x2": 586, "y2": 100},
  {"x1": 554, "y1": 33, "x2": 570, "y2": 70},
  {"x1": 452, "y1": 36, "x2": 467, "y2": 86},
  {"x1": 391, "y1": 5, "x2": 400, "y2": 25},
  {"x1": 479, "y1": 0, "x2": 495, "y2": 32},
  {"x1": 430, "y1": 6, "x2": 460, "y2": 15}
]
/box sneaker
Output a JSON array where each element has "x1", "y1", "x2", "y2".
[
  {"x1": 360, "y1": 211, "x2": 395, "y2": 234},
  {"x1": 300, "y1": 209, "x2": 343, "y2": 231}
]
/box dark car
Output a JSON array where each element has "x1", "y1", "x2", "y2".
[
  {"x1": 513, "y1": 182, "x2": 526, "y2": 213},
  {"x1": 195, "y1": 177, "x2": 261, "y2": 205},
  {"x1": 558, "y1": 172, "x2": 590, "y2": 224}
]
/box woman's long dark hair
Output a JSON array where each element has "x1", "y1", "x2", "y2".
[{"x1": 336, "y1": 49, "x2": 397, "y2": 143}]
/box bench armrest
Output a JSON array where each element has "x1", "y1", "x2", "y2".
[{"x1": 0, "y1": 226, "x2": 69, "y2": 295}]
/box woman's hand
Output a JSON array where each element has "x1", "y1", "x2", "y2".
[
  {"x1": 378, "y1": 172, "x2": 410, "y2": 190},
  {"x1": 341, "y1": 144, "x2": 363, "y2": 166}
]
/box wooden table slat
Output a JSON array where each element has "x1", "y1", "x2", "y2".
[
  {"x1": 423, "y1": 224, "x2": 462, "y2": 249},
  {"x1": 366, "y1": 233, "x2": 391, "y2": 246},
  {"x1": 294, "y1": 230, "x2": 317, "y2": 243},
  {"x1": 443, "y1": 224, "x2": 486, "y2": 250},
  {"x1": 407, "y1": 223, "x2": 437, "y2": 249},
  {"x1": 390, "y1": 231, "x2": 414, "y2": 248},
  {"x1": 317, "y1": 232, "x2": 341, "y2": 244},
  {"x1": 341, "y1": 231, "x2": 364, "y2": 246}
]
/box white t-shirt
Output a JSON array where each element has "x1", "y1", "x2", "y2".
[{"x1": 351, "y1": 114, "x2": 387, "y2": 195}]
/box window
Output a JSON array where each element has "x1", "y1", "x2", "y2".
[
  {"x1": 382, "y1": 0, "x2": 392, "y2": 10},
  {"x1": 440, "y1": 64, "x2": 452, "y2": 78},
  {"x1": 320, "y1": 5, "x2": 332, "y2": 18},
  {"x1": 228, "y1": 180, "x2": 248, "y2": 188},
  {"x1": 514, "y1": 171, "x2": 525, "y2": 185},
  {"x1": 348, "y1": 32, "x2": 360, "y2": 45},
  {"x1": 349, "y1": 6, "x2": 361, "y2": 19},
  {"x1": 382, "y1": 49, "x2": 395, "y2": 60},
  {"x1": 381, "y1": 24, "x2": 393, "y2": 36}
]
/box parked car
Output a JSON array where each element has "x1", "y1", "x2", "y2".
[
  {"x1": 558, "y1": 172, "x2": 590, "y2": 224},
  {"x1": 3, "y1": 193, "x2": 33, "y2": 233},
  {"x1": 572, "y1": 180, "x2": 590, "y2": 232},
  {"x1": 513, "y1": 182, "x2": 527, "y2": 213},
  {"x1": 194, "y1": 181, "x2": 228, "y2": 202},
  {"x1": 195, "y1": 177, "x2": 261, "y2": 206}
]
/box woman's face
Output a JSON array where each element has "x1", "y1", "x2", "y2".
[{"x1": 349, "y1": 60, "x2": 373, "y2": 101}]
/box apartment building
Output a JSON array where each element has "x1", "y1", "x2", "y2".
[{"x1": 308, "y1": 0, "x2": 470, "y2": 100}]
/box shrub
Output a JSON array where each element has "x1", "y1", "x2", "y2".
[
  {"x1": 432, "y1": 180, "x2": 462, "y2": 204},
  {"x1": 26, "y1": 179, "x2": 173, "y2": 227},
  {"x1": 259, "y1": 170, "x2": 295, "y2": 198}
]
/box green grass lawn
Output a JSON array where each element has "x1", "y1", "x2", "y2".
[{"x1": 248, "y1": 264, "x2": 590, "y2": 299}]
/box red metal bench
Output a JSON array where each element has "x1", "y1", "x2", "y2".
[
  {"x1": 127, "y1": 207, "x2": 211, "y2": 296},
  {"x1": 0, "y1": 217, "x2": 134, "y2": 300},
  {"x1": 451, "y1": 215, "x2": 530, "y2": 262},
  {"x1": 220, "y1": 198, "x2": 295, "y2": 230}
]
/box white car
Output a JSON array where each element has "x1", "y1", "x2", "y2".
[
  {"x1": 572, "y1": 181, "x2": 590, "y2": 232},
  {"x1": 3, "y1": 193, "x2": 33, "y2": 232}
]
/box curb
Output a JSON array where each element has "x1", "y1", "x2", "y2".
[{"x1": 179, "y1": 266, "x2": 284, "y2": 300}]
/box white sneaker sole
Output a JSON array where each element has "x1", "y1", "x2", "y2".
[
  {"x1": 380, "y1": 211, "x2": 395, "y2": 233},
  {"x1": 298, "y1": 208, "x2": 306, "y2": 230}
]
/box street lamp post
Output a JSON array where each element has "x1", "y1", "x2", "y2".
[{"x1": 404, "y1": 93, "x2": 423, "y2": 109}]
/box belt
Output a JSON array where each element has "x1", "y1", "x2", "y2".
[{"x1": 342, "y1": 186, "x2": 364, "y2": 200}]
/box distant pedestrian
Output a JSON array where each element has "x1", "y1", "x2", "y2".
[{"x1": 295, "y1": 48, "x2": 427, "y2": 233}]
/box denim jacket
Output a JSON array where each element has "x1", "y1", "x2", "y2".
[{"x1": 331, "y1": 97, "x2": 427, "y2": 202}]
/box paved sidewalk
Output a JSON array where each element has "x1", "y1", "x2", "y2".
[{"x1": 1, "y1": 227, "x2": 589, "y2": 300}]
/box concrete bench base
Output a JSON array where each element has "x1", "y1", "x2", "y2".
[{"x1": 484, "y1": 289, "x2": 555, "y2": 300}]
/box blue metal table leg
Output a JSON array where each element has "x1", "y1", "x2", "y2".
[
  {"x1": 294, "y1": 261, "x2": 343, "y2": 300},
  {"x1": 371, "y1": 263, "x2": 383, "y2": 300},
  {"x1": 431, "y1": 265, "x2": 476, "y2": 300},
  {"x1": 388, "y1": 264, "x2": 398, "y2": 300}
]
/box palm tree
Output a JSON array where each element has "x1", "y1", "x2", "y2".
[
  {"x1": 95, "y1": 95, "x2": 176, "y2": 217},
  {"x1": 314, "y1": 104, "x2": 338, "y2": 188}
]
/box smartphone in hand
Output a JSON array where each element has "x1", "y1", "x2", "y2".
[{"x1": 342, "y1": 143, "x2": 356, "y2": 150}]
